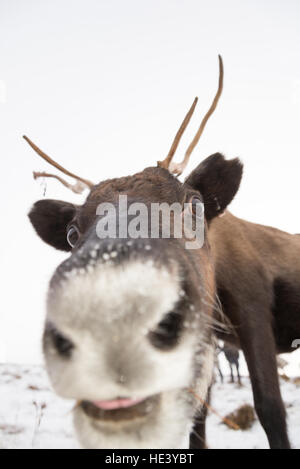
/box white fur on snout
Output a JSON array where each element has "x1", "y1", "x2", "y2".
[
  {"x1": 46, "y1": 260, "x2": 195, "y2": 401},
  {"x1": 45, "y1": 258, "x2": 214, "y2": 449}
]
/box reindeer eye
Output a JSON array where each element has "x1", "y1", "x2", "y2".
[
  {"x1": 67, "y1": 225, "x2": 80, "y2": 248},
  {"x1": 189, "y1": 196, "x2": 204, "y2": 217}
]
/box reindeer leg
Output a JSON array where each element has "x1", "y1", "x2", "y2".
[
  {"x1": 239, "y1": 320, "x2": 290, "y2": 449},
  {"x1": 229, "y1": 363, "x2": 234, "y2": 383},
  {"x1": 236, "y1": 361, "x2": 242, "y2": 386},
  {"x1": 218, "y1": 363, "x2": 224, "y2": 383},
  {"x1": 189, "y1": 408, "x2": 207, "y2": 449},
  {"x1": 189, "y1": 388, "x2": 210, "y2": 449}
]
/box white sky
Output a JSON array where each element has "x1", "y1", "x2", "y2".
[{"x1": 0, "y1": 0, "x2": 300, "y2": 364}]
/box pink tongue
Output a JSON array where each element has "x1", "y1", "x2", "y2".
[{"x1": 92, "y1": 397, "x2": 144, "y2": 410}]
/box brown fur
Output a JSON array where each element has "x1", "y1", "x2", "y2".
[{"x1": 207, "y1": 212, "x2": 300, "y2": 448}]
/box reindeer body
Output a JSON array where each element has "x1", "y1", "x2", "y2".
[
  {"x1": 210, "y1": 212, "x2": 300, "y2": 353},
  {"x1": 207, "y1": 212, "x2": 300, "y2": 448},
  {"x1": 223, "y1": 345, "x2": 241, "y2": 384},
  {"x1": 218, "y1": 344, "x2": 241, "y2": 384}
]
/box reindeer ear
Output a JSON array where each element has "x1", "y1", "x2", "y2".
[
  {"x1": 184, "y1": 153, "x2": 243, "y2": 221},
  {"x1": 28, "y1": 199, "x2": 77, "y2": 251}
]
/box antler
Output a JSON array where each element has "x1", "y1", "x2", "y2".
[
  {"x1": 23, "y1": 135, "x2": 94, "y2": 193},
  {"x1": 33, "y1": 172, "x2": 88, "y2": 194},
  {"x1": 157, "y1": 97, "x2": 198, "y2": 170},
  {"x1": 161, "y1": 55, "x2": 224, "y2": 176}
]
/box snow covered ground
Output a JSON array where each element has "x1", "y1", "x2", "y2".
[
  {"x1": 208, "y1": 376, "x2": 300, "y2": 449},
  {"x1": 0, "y1": 362, "x2": 299, "y2": 449}
]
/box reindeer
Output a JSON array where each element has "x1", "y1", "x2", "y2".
[
  {"x1": 223, "y1": 344, "x2": 241, "y2": 385},
  {"x1": 25, "y1": 56, "x2": 298, "y2": 449},
  {"x1": 214, "y1": 343, "x2": 241, "y2": 385}
]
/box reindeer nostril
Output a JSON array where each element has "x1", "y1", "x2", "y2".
[
  {"x1": 45, "y1": 323, "x2": 74, "y2": 358},
  {"x1": 148, "y1": 311, "x2": 183, "y2": 350}
]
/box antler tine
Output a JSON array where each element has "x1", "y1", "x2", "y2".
[
  {"x1": 33, "y1": 171, "x2": 88, "y2": 194},
  {"x1": 23, "y1": 135, "x2": 94, "y2": 190},
  {"x1": 157, "y1": 97, "x2": 198, "y2": 170},
  {"x1": 169, "y1": 55, "x2": 224, "y2": 176}
]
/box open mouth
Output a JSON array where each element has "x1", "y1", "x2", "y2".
[{"x1": 80, "y1": 395, "x2": 160, "y2": 421}]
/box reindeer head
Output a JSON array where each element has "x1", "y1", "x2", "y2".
[{"x1": 27, "y1": 57, "x2": 243, "y2": 449}]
